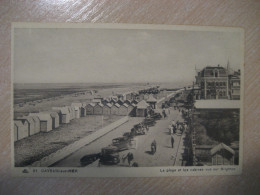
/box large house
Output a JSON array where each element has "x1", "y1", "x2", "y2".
[{"x1": 195, "y1": 65, "x2": 240, "y2": 100}]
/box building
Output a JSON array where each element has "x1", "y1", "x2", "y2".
[
  {"x1": 52, "y1": 107, "x2": 70, "y2": 124},
  {"x1": 229, "y1": 70, "x2": 241, "y2": 100},
  {"x1": 117, "y1": 100, "x2": 124, "y2": 106},
  {"x1": 103, "y1": 103, "x2": 112, "y2": 115},
  {"x1": 16, "y1": 116, "x2": 36, "y2": 136},
  {"x1": 30, "y1": 113, "x2": 52, "y2": 132},
  {"x1": 72, "y1": 102, "x2": 86, "y2": 117},
  {"x1": 118, "y1": 103, "x2": 129, "y2": 115},
  {"x1": 196, "y1": 66, "x2": 229, "y2": 99},
  {"x1": 211, "y1": 143, "x2": 235, "y2": 165},
  {"x1": 86, "y1": 103, "x2": 95, "y2": 115},
  {"x1": 111, "y1": 103, "x2": 120, "y2": 115},
  {"x1": 136, "y1": 100, "x2": 151, "y2": 117},
  {"x1": 14, "y1": 120, "x2": 29, "y2": 141},
  {"x1": 31, "y1": 116, "x2": 41, "y2": 134},
  {"x1": 146, "y1": 95, "x2": 157, "y2": 109},
  {"x1": 94, "y1": 103, "x2": 104, "y2": 115},
  {"x1": 49, "y1": 112, "x2": 60, "y2": 129},
  {"x1": 66, "y1": 106, "x2": 75, "y2": 120}
]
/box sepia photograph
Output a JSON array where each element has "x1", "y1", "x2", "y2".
[{"x1": 11, "y1": 23, "x2": 243, "y2": 177}]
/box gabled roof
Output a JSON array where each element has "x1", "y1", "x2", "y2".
[
  {"x1": 210, "y1": 143, "x2": 235, "y2": 155},
  {"x1": 31, "y1": 116, "x2": 40, "y2": 123},
  {"x1": 17, "y1": 116, "x2": 34, "y2": 124},
  {"x1": 29, "y1": 113, "x2": 52, "y2": 121},
  {"x1": 122, "y1": 103, "x2": 129, "y2": 108},
  {"x1": 86, "y1": 103, "x2": 96, "y2": 107},
  {"x1": 105, "y1": 103, "x2": 112, "y2": 108},
  {"x1": 136, "y1": 100, "x2": 150, "y2": 109},
  {"x1": 14, "y1": 120, "x2": 24, "y2": 128},
  {"x1": 95, "y1": 103, "x2": 104, "y2": 107},
  {"x1": 52, "y1": 107, "x2": 70, "y2": 114},
  {"x1": 113, "y1": 103, "x2": 120, "y2": 108},
  {"x1": 146, "y1": 95, "x2": 157, "y2": 103}
]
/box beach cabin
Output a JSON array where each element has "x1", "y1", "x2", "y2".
[
  {"x1": 17, "y1": 116, "x2": 36, "y2": 136},
  {"x1": 146, "y1": 95, "x2": 157, "y2": 109},
  {"x1": 127, "y1": 104, "x2": 134, "y2": 113},
  {"x1": 71, "y1": 102, "x2": 85, "y2": 117},
  {"x1": 103, "y1": 103, "x2": 112, "y2": 115},
  {"x1": 52, "y1": 107, "x2": 70, "y2": 124},
  {"x1": 14, "y1": 120, "x2": 29, "y2": 141},
  {"x1": 118, "y1": 103, "x2": 129, "y2": 116},
  {"x1": 74, "y1": 107, "x2": 80, "y2": 118},
  {"x1": 111, "y1": 103, "x2": 120, "y2": 115},
  {"x1": 30, "y1": 113, "x2": 52, "y2": 132},
  {"x1": 66, "y1": 106, "x2": 75, "y2": 120},
  {"x1": 211, "y1": 143, "x2": 235, "y2": 165},
  {"x1": 49, "y1": 112, "x2": 60, "y2": 129},
  {"x1": 81, "y1": 103, "x2": 87, "y2": 117},
  {"x1": 31, "y1": 116, "x2": 41, "y2": 134},
  {"x1": 94, "y1": 103, "x2": 104, "y2": 115},
  {"x1": 136, "y1": 100, "x2": 151, "y2": 117},
  {"x1": 86, "y1": 103, "x2": 95, "y2": 115}
]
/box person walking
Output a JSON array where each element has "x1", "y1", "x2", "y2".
[
  {"x1": 171, "y1": 135, "x2": 174, "y2": 148},
  {"x1": 127, "y1": 152, "x2": 134, "y2": 166}
]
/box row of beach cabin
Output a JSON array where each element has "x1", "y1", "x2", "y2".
[
  {"x1": 13, "y1": 91, "x2": 161, "y2": 142},
  {"x1": 13, "y1": 99, "x2": 139, "y2": 142}
]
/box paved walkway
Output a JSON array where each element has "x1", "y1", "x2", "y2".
[{"x1": 53, "y1": 107, "x2": 187, "y2": 167}]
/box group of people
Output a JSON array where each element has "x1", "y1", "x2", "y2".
[{"x1": 168, "y1": 120, "x2": 187, "y2": 135}]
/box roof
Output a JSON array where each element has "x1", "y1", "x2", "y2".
[
  {"x1": 95, "y1": 103, "x2": 104, "y2": 107},
  {"x1": 122, "y1": 103, "x2": 129, "y2": 108},
  {"x1": 200, "y1": 66, "x2": 228, "y2": 77},
  {"x1": 146, "y1": 95, "x2": 157, "y2": 103},
  {"x1": 52, "y1": 107, "x2": 70, "y2": 114},
  {"x1": 210, "y1": 143, "x2": 235, "y2": 155},
  {"x1": 105, "y1": 103, "x2": 112, "y2": 108},
  {"x1": 86, "y1": 103, "x2": 96, "y2": 107},
  {"x1": 14, "y1": 120, "x2": 24, "y2": 127},
  {"x1": 30, "y1": 116, "x2": 40, "y2": 123},
  {"x1": 29, "y1": 113, "x2": 52, "y2": 121},
  {"x1": 194, "y1": 100, "x2": 240, "y2": 109},
  {"x1": 136, "y1": 100, "x2": 150, "y2": 109},
  {"x1": 113, "y1": 103, "x2": 120, "y2": 108},
  {"x1": 17, "y1": 116, "x2": 34, "y2": 124}
]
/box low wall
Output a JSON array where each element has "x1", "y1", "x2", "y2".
[{"x1": 30, "y1": 116, "x2": 129, "y2": 167}]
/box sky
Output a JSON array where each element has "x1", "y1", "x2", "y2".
[{"x1": 13, "y1": 26, "x2": 243, "y2": 84}]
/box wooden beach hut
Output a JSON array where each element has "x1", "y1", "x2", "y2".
[
  {"x1": 66, "y1": 106, "x2": 75, "y2": 120},
  {"x1": 111, "y1": 103, "x2": 120, "y2": 115},
  {"x1": 94, "y1": 103, "x2": 104, "y2": 115},
  {"x1": 136, "y1": 100, "x2": 150, "y2": 117},
  {"x1": 103, "y1": 103, "x2": 112, "y2": 115},
  {"x1": 14, "y1": 120, "x2": 29, "y2": 141},
  {"x1": 52, "y1": 107, "x2": 70, "y2": 124},
  {"x1": 30, "y1": 113, "x2": 52, "y2": 132},
  {"x1": 17, "y1": 116, "x2": 36, "y2": 136},
  {"x1": 72, "y1": 102, "x2": 86, "y2": 117},
  {"x1": 49, "y1": 112, "x2": 60, "y2": 129},
  {"x1": 86, "y1": 103, "x2": 95, "y2": 115},
  {"x1": 31, "y1": 116, "x2": 41, "y2": 134},
  {"x1": 118, "y1": 103, "x2": 129, "y2": 116}
]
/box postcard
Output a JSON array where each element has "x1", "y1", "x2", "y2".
[{"x1": 11, "y1": 23, "x2": 244, "y2": 177}]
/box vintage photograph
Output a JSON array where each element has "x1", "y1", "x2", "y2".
[{"x1": 11, "y1": 23, "x2": 243, "y2": 177}]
